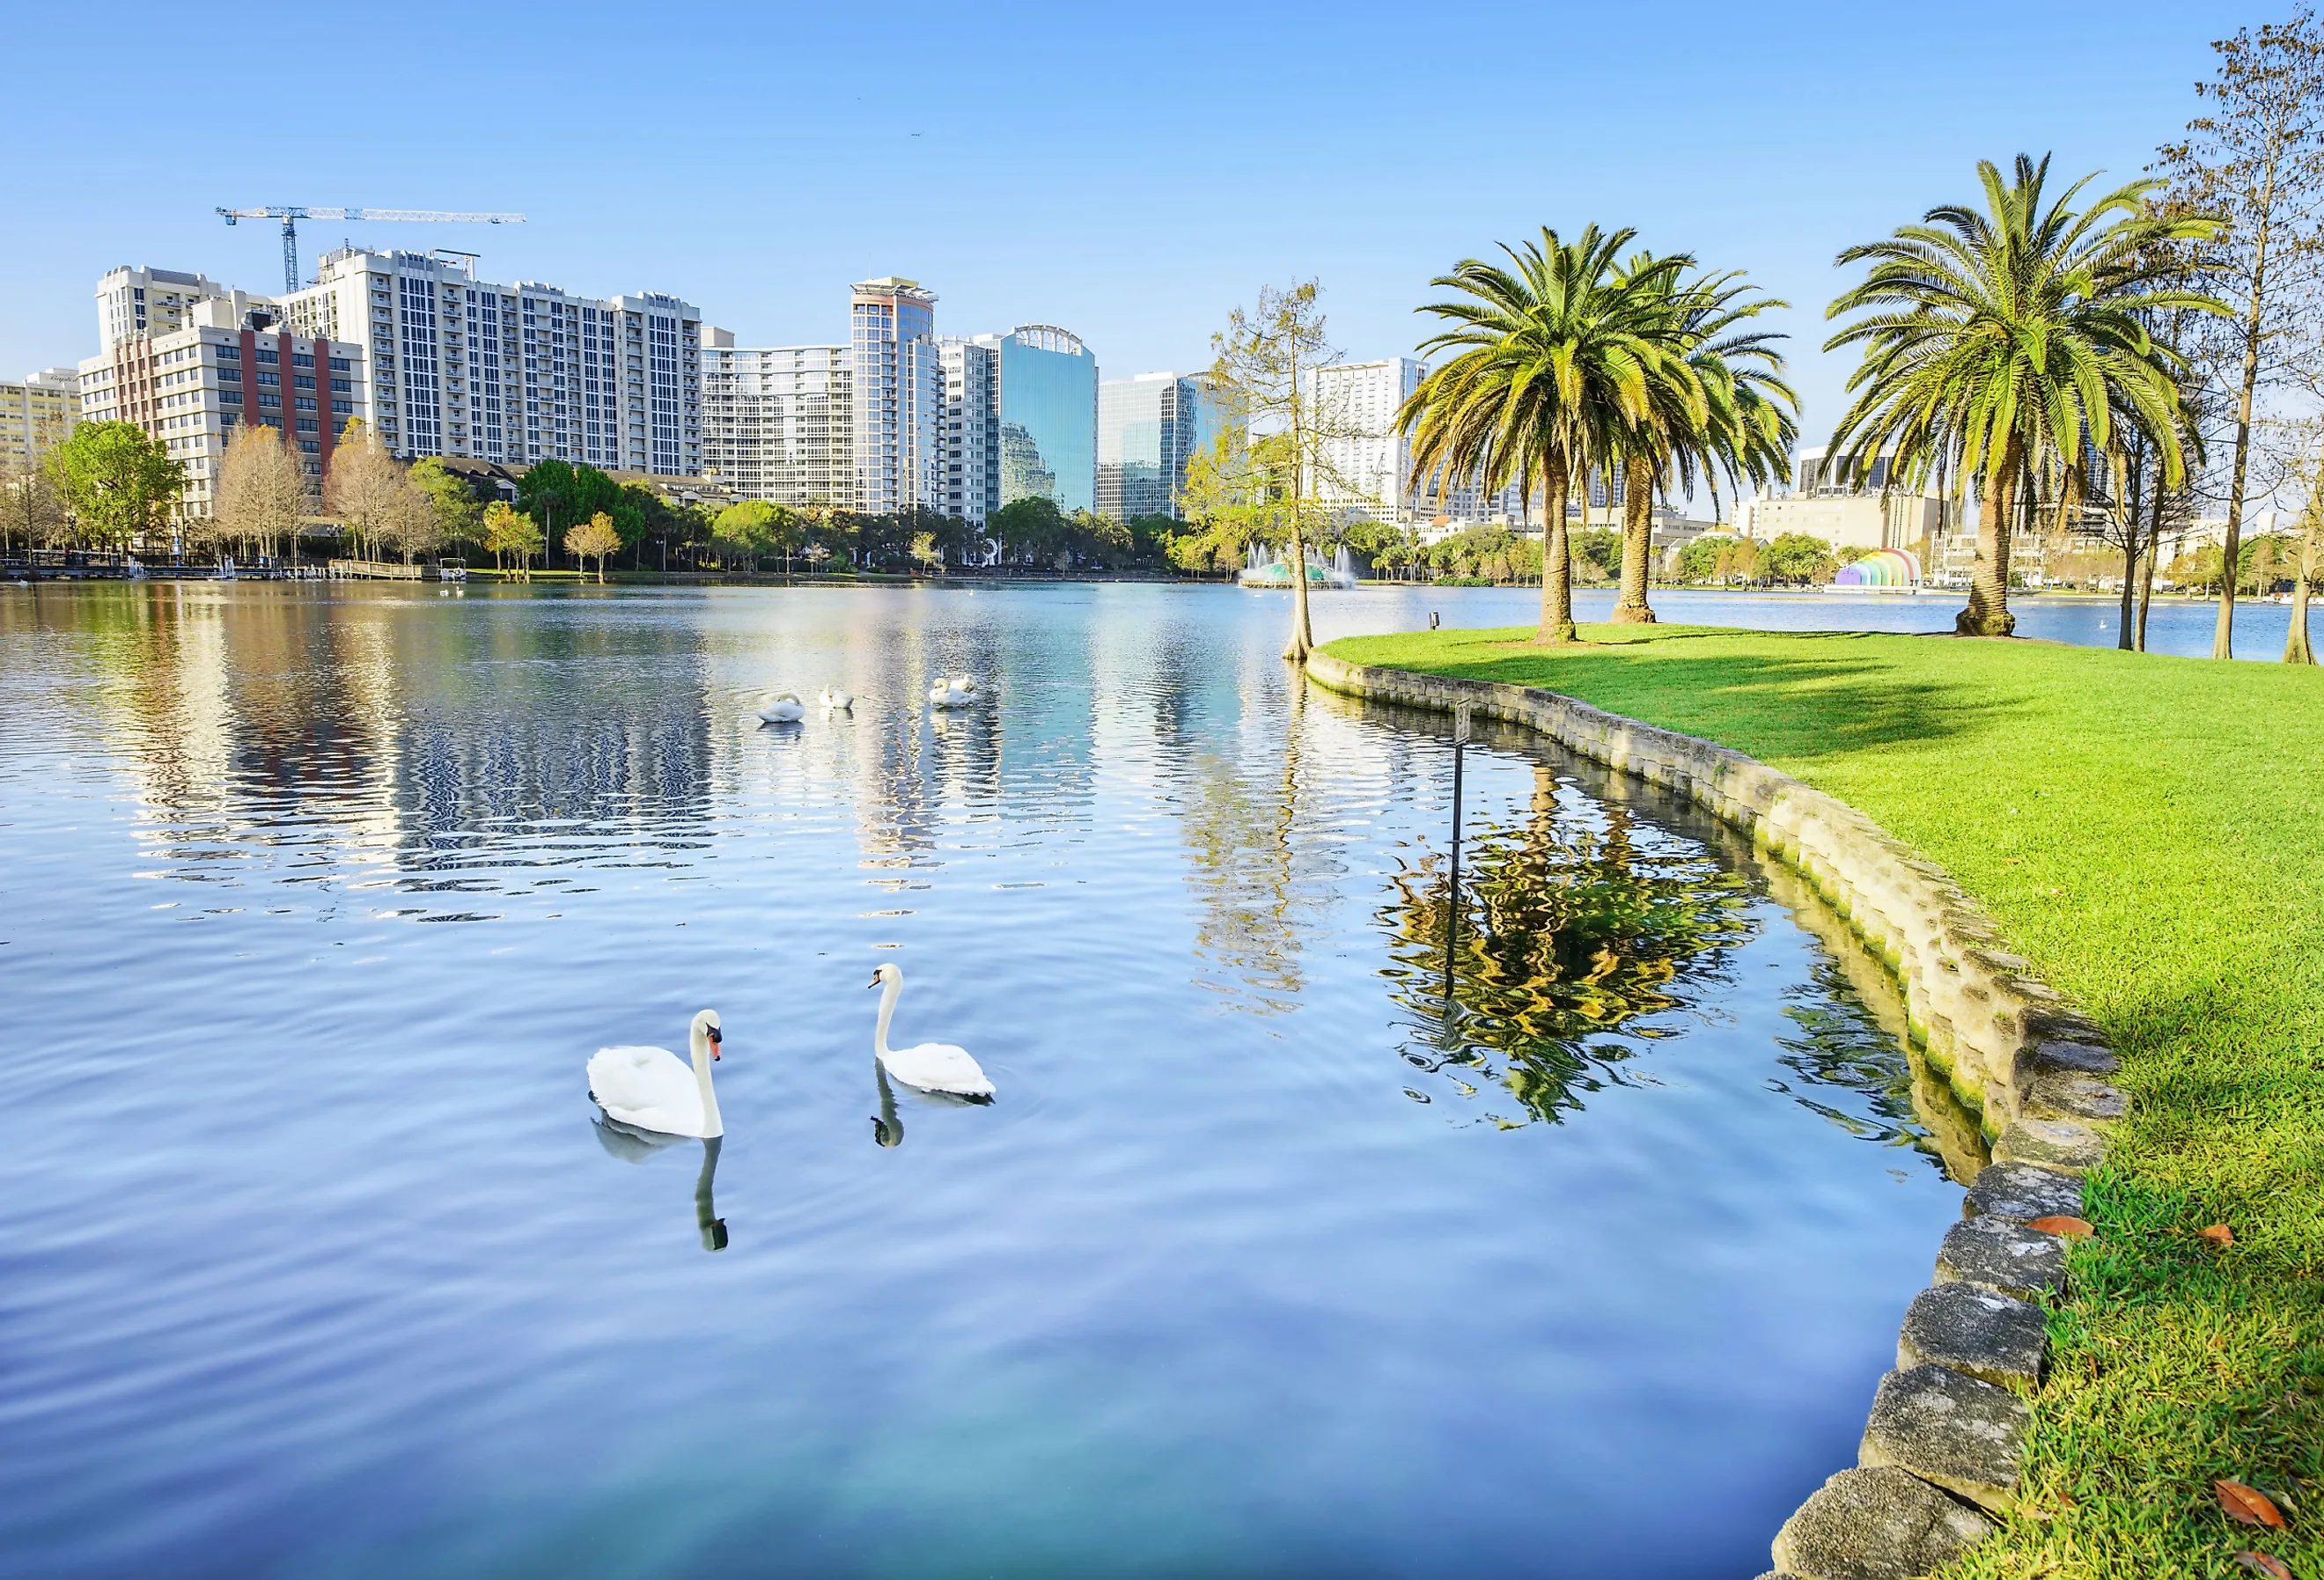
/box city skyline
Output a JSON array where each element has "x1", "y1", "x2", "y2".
[{"x1": 0, "y1": 0, "x2": 2254, "y2": 467}]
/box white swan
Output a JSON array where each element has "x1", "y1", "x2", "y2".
[
  {"x1": 928, "y1": 678, "x2": 973, "y2": 709},
  {"x1": 819, "y1": 687, "x2": 854, "y2": 710},
  {"x1": 757, "y1": 693, "x2": 805, "y2": 724},
  {"x1": 869, "y1": 963, "x2": 993, "y2": 1099},
  {"x1": 951, "y1": 673, "x2": 979, "y2": 694},
  {"x1": 587, "y1": 1010, "x2": 726, "y2": 1137}
]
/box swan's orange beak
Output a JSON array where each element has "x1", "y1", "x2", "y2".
[{"x1": 707, "y1": 1026, "x2": 723, "y2": 1061}]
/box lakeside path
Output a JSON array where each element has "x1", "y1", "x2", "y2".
[{"x1": 1325, "y1": 623, "x2": 2321, "y2": 1580}]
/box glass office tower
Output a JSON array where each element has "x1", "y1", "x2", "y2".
[
  {"x1": 993, "y1": 325, "x2": 1097, "y2": 514},
  {"x1": 1098, "y1": 371, "x2": 1216, "y2": 520}
]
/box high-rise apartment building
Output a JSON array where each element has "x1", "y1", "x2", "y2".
[
  {"x1": 699, "y1": 330, "x2": 854, "y2": 506},
  {"x1": 2, "y1": 368, "x2": 82, "y2": 474},
  {"x1": 94, "y1": 267, "x2": 248, "y2": 351},
  {"x1": 275, "y1": 249, "x2": 701, "y2": 474},
  {"x1": 849, "y1": 277, "x2": 941, "y2": 514},
  {"x1": 1097, "y1": 371, "x2": 1213, "y2": 520},
  {"x1": 1309, "y1": 357, "x2": 1426, "y2": 522},
  {"x1": 938, "y1": 337, "x2": 1000, "y2": 525},
  {"x1": 991, "y1": 325, "x2": 1097, "y2": 514},
  {"x1": 76, "y1": 294, "x2": 361, "y2": 519}
]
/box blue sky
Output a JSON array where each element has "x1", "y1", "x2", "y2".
[{"x1": 1, "y1": 0, "x2": 2259, "y2": 455}]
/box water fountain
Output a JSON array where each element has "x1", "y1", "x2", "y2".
[{"x1": 1237, "y1": 540, "x2": 1359, "y2": 590}]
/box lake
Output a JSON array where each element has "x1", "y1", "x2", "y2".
[
  {"x1": 1385, "y1": 581, "x2": 2299, "y2": 660},
  {"x1": 0, "y1": 582, "x2": 1981, "y2": 1578}
]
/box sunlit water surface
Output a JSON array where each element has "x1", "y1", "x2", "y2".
[
  {"x1": 1413, "y1": 581, "x2": 2298, "y2": 659},
  {"x1": 0, "y1": 583, "x2": 1972, "y2": 1579}
]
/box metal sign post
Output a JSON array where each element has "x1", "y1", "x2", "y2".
[{"x1": 1444, "y1": 702, "x2": 1472, "y2": 1008}]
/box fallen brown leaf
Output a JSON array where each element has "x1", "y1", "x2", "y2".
[
  {"x1": 2218, "y1": 1481, "x2": 2287, "y2": 1528},
  {"x1": 2201, "y1": 1224, "x2": 2236, "y2": 1246},
  {"x1": 2029, "y1": 1215, "x2": 2095, "y2": 1238},
  {"x1": 2234, "y1": 1552, "x2": 2292, "y2": 1579}
]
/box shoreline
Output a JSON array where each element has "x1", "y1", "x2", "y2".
[{"x1": 1306, "y1": 643, "x2": 2115, "y2": 1579}]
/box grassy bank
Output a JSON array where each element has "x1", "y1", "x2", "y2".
[{"x1": 1327, "y1": 623, "x2": 2321, "y2": 1580}]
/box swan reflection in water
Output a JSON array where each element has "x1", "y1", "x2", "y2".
[
  {"x1": 871, "y1": 1058, "x2": 903, "y2": 1149},
  {"x1": 868, "y1": 1052, "x2": 997, "y2": 1150},
  {"x1": 592, "y1": 1117, "x2": 730, "y2": 1252}
]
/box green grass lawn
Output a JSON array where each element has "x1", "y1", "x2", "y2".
[{"x1": 1327, "y1": 622, "x2": 2323, "y2": 1580}]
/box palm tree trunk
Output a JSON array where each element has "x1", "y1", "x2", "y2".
[
  {"x1": 1957, "y1": 440, "x2": 2020, "y2": 636},
  {"x1": 2136, "y1": 480, "x2": 2163, "y2": 652},
  {"x1": 1612, "y1": 458, "x2": 1657, "y2": 623},
  {"x1": 2114, "y1": 448, "x2": 2136, "y2": 651},
  {"x1": 1535, "y1": 451, "x2": 1578, "y2": 644}
]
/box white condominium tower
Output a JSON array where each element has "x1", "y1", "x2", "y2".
[
  {"x1": 93, "y1": 267, "x2": 246, "y2": 351},
  {"x1": 699, "y1": 331, "x2": 854, "y2": 507},
  {"x1": 273, "y1": 248, "x2": 702, "y2": 473},
  {"x1": 1307, "y1": 357, "x2": 1427, "y2": 522},
  {"x1": 849, "y1": 277, "x2": 941, "y2": 514},
  {"x1": 938, "y1": 337, "x2": 999, "y2": 525},
  {"x1": 2, "y1": 368, "x2": 82, "y2": 474}
]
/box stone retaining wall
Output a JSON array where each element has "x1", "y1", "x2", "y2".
[{"x1": 1306, "y1": 650, "x2": 2128, "y2": 1580}]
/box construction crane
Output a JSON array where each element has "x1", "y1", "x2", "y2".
[{"x1": 214, "y1": 207, "x2": 526, "y2": 292}]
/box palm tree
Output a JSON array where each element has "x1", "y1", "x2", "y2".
[
  {"x1": 1825, "y1": 154, "x2": 2223, "y2": 636},
  {"x1": 1609, "y1": 261, "x2": 1797, "y2": 622},
  {"x1": 1401, "y1": 227, "x2": 1694, "y2": 644}
]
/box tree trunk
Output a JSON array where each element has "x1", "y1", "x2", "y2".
[
  {"x1": 1281, "y1": 359, "x2": 1315, "y2": 665},
  {"x1": 2137, "y1": 477, "x2": 2163, "y2": 652},
  {"x1": 1535, "y1": 452, "x2": 1578, "y2": 644},
  {"x1": 2114, "y1": 448, "x2": 2136, "y2": 651},
  {"x1": 1612, "y1": 458, "x2": 1657, "y2": 623},
  {"x1": 2217, "y1": 188, "x2": 2276, "y2": 657},
  {"x1": 2287, "y1": 506, "x2": 2321, "y2": 664},
  {"x1": 2287, "y1": 569, "x2": 2316, "y2": 664},
  {"x1": 1957, "y1": 438, "x2": 2020, "y2": 636},
  {"x1": 1281, "y1": 512, "x2": 1315, "y2": 662}
]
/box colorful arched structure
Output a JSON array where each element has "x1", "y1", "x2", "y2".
[{"x1": 1834, "y1": 547, "x2": 1921, "y2": 589}]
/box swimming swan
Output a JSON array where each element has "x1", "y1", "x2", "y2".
[
  {"x1": 868, "y1": 963, "x2": 992, "y2": 1099},
  {"x1": 819, "y1": 687, "x2": 854, "y2": 710},
  {"x1": 757, "y1": 693, "x2": 805, "y2": 724},
  {"x1": 587, "y1": 1010, "x2": 726, "y2": 1137},
  {"x1": 928, "y1": 678, "x2": 974, "y2": 709}
]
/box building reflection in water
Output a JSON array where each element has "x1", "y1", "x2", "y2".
[
  {"x1": 16, "y1": 584, "x2": 721, "y2": 919},
  {"x1": 4, "y1": 582, "x2": 1951, "y2": 1165}
]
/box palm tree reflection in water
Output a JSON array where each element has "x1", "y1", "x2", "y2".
[{"x1": 1380, "y1": 765, "x2": 1756, "y2": 1126}]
